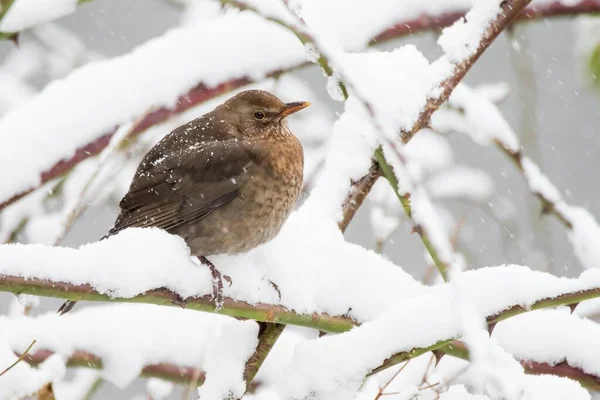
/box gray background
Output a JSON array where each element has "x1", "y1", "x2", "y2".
[{"x1": 1, "y1": 0, "x2": 599, "y2": 398}]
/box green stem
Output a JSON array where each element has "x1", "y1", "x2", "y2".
[
  {"x1": 375, "y1": 148, "x2": 449, "y2": 281},
  {"x1": 0, "y1": 275, "x2": 356, "y2": 333}
]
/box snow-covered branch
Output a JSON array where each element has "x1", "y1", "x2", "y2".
[
  {"x1": 23, "y1": 349, "x2": 204, "y2": 386},
  {"x1": 0, "y1": 274, "x2": 356, "y2": 333},
  {"x1": 1, "y1": 231, "x2": 600, "y2": 389},
  {"x1": 373, "y1": 0, "x2": 600, "y2": 43}
]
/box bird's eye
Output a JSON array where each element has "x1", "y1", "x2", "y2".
[{"x1": 253, "y1": 111, "x2": 265, "y2": 120}]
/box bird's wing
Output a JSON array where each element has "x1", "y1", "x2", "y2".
[{"x1": 109, "y1": 138, "x2": 263, "y2": 235}]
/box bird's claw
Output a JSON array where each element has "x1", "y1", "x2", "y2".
[
  {"x1": 211, "y1": 268, "x2": 225, "y2": 311},
  {"x1": 198, "y1": 256, "x2": 231, "y2": 311}
]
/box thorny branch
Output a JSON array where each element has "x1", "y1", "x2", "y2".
[{"x1": 2, "y1": 272, "x2": 600, "y2": 388}]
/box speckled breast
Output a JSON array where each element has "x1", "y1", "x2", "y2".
[{"x1": 183, "y1": 135, "x2": 304, "y2": 256}]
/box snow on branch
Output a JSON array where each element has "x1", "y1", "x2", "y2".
[
  {"x1": 295, "y1": 0, "x2": 531, "y2": 284},
  {"x1": 1, "y1": 224, "x2": 600, "y2": 390},
  {"x1": 0, "y1": 0, "x2": 79, "y2": 35},
  {"x1": 494, "y1": 308, "x2": 600, "y2": 391},
  {"x1": 1, "y1": 0, "x2": 600, "y2": 40},
  {"x1": 0, "y1": 304, "x2": 259, "y2": 398},
  {"x1": 440, "y1": 83, "x2": 600, "y2": 270},
  {"x1": 274, "y1": 266, "x2": 600, "y2": 398},
  {"x1": 373, "y1": 0, "x2": 600, "y2": 43}
]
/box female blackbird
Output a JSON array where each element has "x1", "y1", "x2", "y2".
[{"x1": 58, "y1": 90, "x2": 309, "y2": 314}]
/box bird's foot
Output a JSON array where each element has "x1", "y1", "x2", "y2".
[{"x1": 198, "y1": 256, "x2": 231, "y2": 311}]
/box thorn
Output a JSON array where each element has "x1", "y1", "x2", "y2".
[
  {"x1": 432, "y1": 350, "x2": 445, "y2": 366},
  {"x1": 540, "y1": 202, "x2": 553, "y2": 217},
  {"x1": 568, "y1": 303, "x2": 578, "y2": 314},
  {"x1": 8, "y1": 33, "x2": 19, "y2": 47},
  {"x1": 173, "y1": 294, "x2": 186, "y2": 309},
  {"x1": 488, "y1": 322, "x2": 497, "y2": 335},
  {"x1": 411, "y1": 225, "x2": 423, "y2": 235}
]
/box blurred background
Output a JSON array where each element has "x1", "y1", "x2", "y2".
[{"x1": 1, "y1": 0, "x2": 600, "y2": 398}]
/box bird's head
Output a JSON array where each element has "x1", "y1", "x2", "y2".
[{"x1": 220, "y1": 90, "x2": 310, "y2": 138}]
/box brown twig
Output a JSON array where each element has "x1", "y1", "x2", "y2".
[{"x1": 22, "y1": 349, "x2": 204, "y2": 385}]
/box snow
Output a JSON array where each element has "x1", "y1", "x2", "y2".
[
  {"x1": 197, "y1": 320, "x2": 259, "y2": 399},
  {"x1": 426, "y1": 166, "x2": 495, "y2": 202},
  {"x1": 146, "y1": 379, "x2": 173, "y2": 400},
  {"x1": 300, "y1": 98, "x2": 379, "y2": 223},
  {"x1": 337, "y1": 46, "x2": 439, "y2": 134},
  {"x1": 520, "y1": 374, "x2": 590, "y2": 400},
  {"x1": 1, "y1": 304, "x2": 259, "y2": 391},
  {"x1": 495, "y1": 308, "x2": 600, "y2": 376},
  {"x1": 0, "y1": 228, "x2": 213, "y2": 299},
  {"x1": 562, "y1": 206, "x2": 600, "y2": 270},
  {"x1": 440, "y1": 385, "x2": 489, "y2": 399},
  {"x1": 437, "y1": 0, "x2": 502, "y2": 62},
  {"x1": 522, "y1": 157, "x2": 563, "y2": 204},
  {"x1": 442, "y1": 80, "x2": 600, "y2": 273},
  {"x1": 273, "y1": 265, "x2": 600, "y2": 399},
  {"x1": 53, "y1": 370, "x2": 100, "y2": 400},
  {"x1": 0, "y1": 217, "x2": 425, "y2": 322},
  {"x1": 0, "y1": 10, "x2": 306, "y2": 205},
  {"x1": 521, "y1": 158, "x2": 600, "y2": 270},
  {"x1": 0, "y1": 0, "x2": 78, "y2": 32},
  {"x1": 299, "y1": 0, "x2": 476, "y2": 50},
  {"x1": 0, "y1": 340, "x2": 65, "y2": 399},
  {"x1": 446, "y1": 83, "x2": 520, "y2": 151}
]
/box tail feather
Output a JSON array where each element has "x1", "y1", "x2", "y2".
[{"x1": 56, "y1": 232, "x2": 114, "y2": 316}]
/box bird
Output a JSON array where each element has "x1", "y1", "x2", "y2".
[{"x1": 58, "y1": 89, "x2": 309, "y2": 315}]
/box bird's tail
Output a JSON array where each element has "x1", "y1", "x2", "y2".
[{"x1": 56, "y1": 232, "x2": 113, "y2": 316}]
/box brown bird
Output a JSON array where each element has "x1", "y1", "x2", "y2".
[{"x1": 58, "y1": 90, "x2": 309, "y2": 315}]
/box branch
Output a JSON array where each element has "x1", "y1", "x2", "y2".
[
  {"x1": 0, "y1": 275, "x2": 357, "y2": 333},
  {"x1": 2, "y1": 272, "x2": 600, "y2": 387},
  {"x1": 376, "y1": 340, "x2": 600, "y2": 392},
  {"x1": 0, "y1": 78, "x2": 251, "y2": 211},
  {"x1": 372, "y1": 0, "x2": 600, "y2": 43},
  {"x1": 522, "y1": 360, "x2": 600, "y2": 391},
  {"x1": 22, "y1": 349, "x2": 205, "y2": 385},
  {"x1": 497, "y1": 142, "x2": 572, "y2": 228}
]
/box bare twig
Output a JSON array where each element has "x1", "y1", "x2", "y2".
[
  {"x1": 373, "y1": 360, "x2": 410, "y2": 400},
  {"x1": 0, "y1": 339, "x2": 36, "y2": 377}
]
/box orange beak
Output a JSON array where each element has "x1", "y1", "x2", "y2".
[{"x1": 279, "y1": 101, "x2": 311, "y2": 118}]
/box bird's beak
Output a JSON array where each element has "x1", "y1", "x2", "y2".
[{"x1": 279, "y1": 101, "x2": 311, "y2": 118}]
